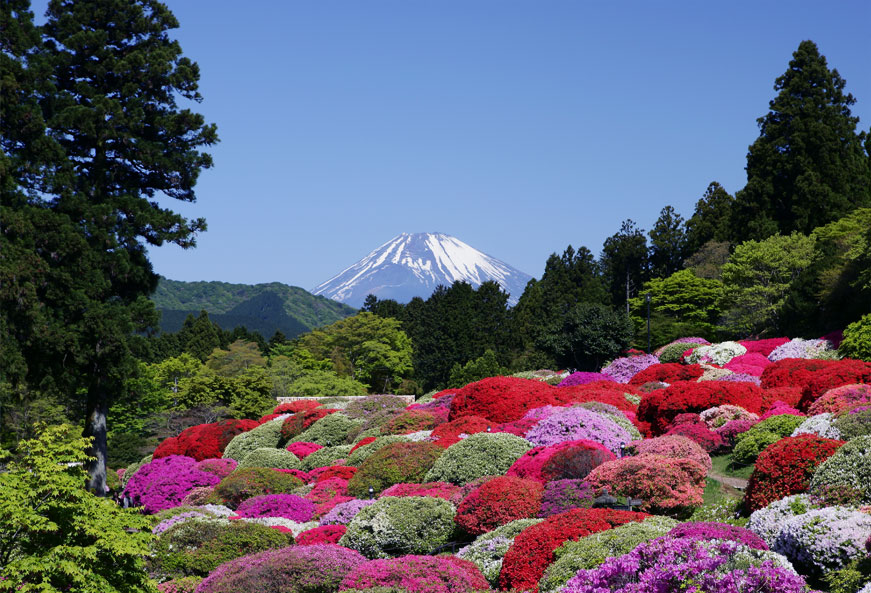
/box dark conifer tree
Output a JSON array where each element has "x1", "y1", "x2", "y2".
[
  {"x1": 600, "y1": 220, "x2": 649, "y2": 313},
  {"x1": 731, "y1": 40, "x2": 871, "y2": 241},
  {"x1": 684, "y1": 182, "x2": 734, "y2": 255},
  {"x1": 648, "y1": 205, "x2": 687, "y2": 278}
]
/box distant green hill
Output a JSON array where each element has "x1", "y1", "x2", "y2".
[{"x1": 152, "y1": 278, "x2": 357, "y2": 338}]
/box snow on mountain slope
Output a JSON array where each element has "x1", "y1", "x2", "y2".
[{"x1": 311, "y1": 233, "x2": 533, "y2": 308}]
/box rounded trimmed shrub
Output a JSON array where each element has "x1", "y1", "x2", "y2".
[
  {"x1": 507, "y1": 441, "x2": 615, "y2": 484},
  {"x1": 344, "y1": 394, "x2": 410, "y2": 419},
  {"x1": 808, "y1": 383, "x2": 871, "y2": 415},
  {"x1": 639, "y1": 380, "x2": 765, "y2": 435},
  {"x1": 339, "y1": 555, "x2": 489, "y2": 593},
  {"x1": 300, "y1": 444, "x2": 354, "y2": 472},
  {"x1": 700, "y1": 404, "x2": 758, "y2": 429},
  {"x1": 776, "y1": 506, "x2": 871, "y2": 575},
  {"x1": 379, "y1": 481, "x2": 460, "y2": 501},
  {"x1": 222, "y1": 419, "x2": 284, "y2": 462},
  {"x1": 525, "y1": 407, "x2": 631, "y2": 454},
  {"x1": 280, "y1": 408, "x2": 338, "y2": 442},
  {"x1": 800, "y1": 360, "x2": 871, "y2": 410},
  {"x1": 236, "y1": 493, "x2": 315, "y2": 521},
  {"x1": 809, "y1": 435, "x2": 871, "y2": 503},
  {"x1": 833, "y1": 408, "x2": 871, "y2": 439},
  {"x1": 195, "y1": 543, "x2": 366, "y2": 593},
  {"x1": 291, "y1": 412, "x2": 363, "y2": 446},
  {"x1": 379, "y1": 410, "x2": 440, "y2": 435},
  {"x1": 449, "y1": 376, "x2": 555, "y2": 424},
  {"x1": 429, "y1": 415, "x2": 491, "y2": 448},
  {"x1": 196, "y1": 458, "x2": 238, "y2": 479},
  {"x1": 273, "y1": 400, "x2": 322, "y2": 414},
  {"x1": 339, "y1": 496, "x2": 457, "y2": 558},
  {"x1": 630, "y1": 435, "x2": 711, "y2": 472},
  {"x1": 285, "y1": 441, "x2": 323, "y2": 459},
  {"x1": 346, "y1": 441, "x2": 443, "y2": 497},
  {"x1": 123, "y1": 455, "x2": 220, "y2": 514},
  {"x1": 498, "y1": 508, "x2": 648, "y2": 591},
  {"x1": 237, "y1": 447, "x2": 301, "y2": 470},
  {"x1": 424, "y1": 433, "x2": 532, "y2": 485},
  {"x1": 731, "y1": 414, "x2": 806, "y2": 466},
  {"x1": 454, "y1": 476, "x2": 543, "y2": 535},
  {"x1": 153, "y1": 419, "x2": 259, "y2": 461},
  {"x1": 668, "y1": 521, "x2": 768, "y2": 550},
  {"x1": 209, "y1": 467, "x2": 304, "y2": 509},
  {"x1": 627, "y1": 363, "x2": 704, "y2": 386},
  {"x1": 744, "y1": 434, "x2": 845, "y2": 512},
  {"x1": 295, "y1": 524, "x2": 347, "y2": 545},
  {"x1": 539, "y1": 480, "x2": 595, "y2": 517},
  {"x1": 456, "y1": 518, "x2": 544, "y2": 586},
  {"x1": 538, "y1": 515, "x2": 678, "y2": 593},
  {"x1": 149, "y1": 518, "x2": 295, "y2": 580},
  {"x1": 345, "y1": 436, "x2": 409, "y2": 466}
]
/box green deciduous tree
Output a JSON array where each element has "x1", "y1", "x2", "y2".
[
  {"x1": 0, "y1": 424, "x2": 156, "y2": 593},
  {"x1": 730, "y1": 40, "x2": 871, "y2": 241},
  {"x1": 720, "y1": 233, "x2": 816, "y2": 336},
  {"x1": 536, "y1": 302, "x2": 634, "y2": 371},
  {"x1": 448, "y1": 349, "x2": 509, "y2": 388}
]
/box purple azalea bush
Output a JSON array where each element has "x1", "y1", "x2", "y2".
[
  {"x1": 235, "y1": 493, "x2": 316, "y2": 522},
  {"x1": 601, "y1": 354, "x2": 660, "y2": 383},
  {"x1": 320, "y1": 498, "x2": 376, "y2": 525},
  {"x1": 560, "y1": 536, "x2": 813, "y2": 593},
  {"x1": 524, "y1": 407, "x2": 631, "y2": 454},
  {"x1": 768, "y1": 338, "x2": 833, "y2": 362},
  {"x1": 123, "y1": 455, "x2": 220, "y2": 514},
  {"x1": 558, "y1": 372, "x2": 615, "y2": 387},
  {"x1": 152, "y1": 511, "x2": 207, "y2": 534},
  {"x1": 720, "y1": 373, "x2": 762, "y2": 386},
  {"x1": 774, "y1": 506, "x2": 871, "y2": 574},
  {"x1": 668, "y1": 522, "x2": 769, "y2": 550}
]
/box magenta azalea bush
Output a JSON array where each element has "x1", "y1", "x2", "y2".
[
  {"x1": 525, "y1": 407, "x2": 631, "y2": 454},
  {"x1": 539, "y1": 479, "x2": 595, "y2": 517},
  {"x1": 560, "y1": 536, "x2": 811, "y2": 593},
  {"x1": 123, "y1": 455, "x2": 220, "y2": 513},
  {"x1": 557, "y1": 372, "x2": 615, "y2": 387},
  {"x1": 339, "y1": 555, "x2": 489, "y2": 593},
  {"x1": 667, "y1": 522, "x2": 769, "y2": 550},
  {"x1": 195, "y1": 544, "x2": 366, "y2": 593},
  {"x1": 235, "y1": 493, "x2": 316, "y2": 522},
  {"x1": 320, "y1": 499, "x2": 377, "y2": 526},
  {"x1": 196, "y1": 458, "x2": 238, "y2": 478},
  {"x1": 601, "y1": 354, "x2": 660, "y2": 383}
]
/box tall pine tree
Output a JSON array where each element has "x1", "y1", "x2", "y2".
[
  {"x1": 731, "y1": 40, "x2": 871, "y2": 241},
  {"x1": 648, "y1": 205, "x2": 687, "y2": 279}
]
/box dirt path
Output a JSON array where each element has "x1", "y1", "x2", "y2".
[{"x1": 708, "y1": 472, "x2": 749, "y2": 491}]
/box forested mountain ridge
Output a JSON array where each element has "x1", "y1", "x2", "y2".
[{"x1": 152, "y1": 277, "x2": 357, "y2": 337}]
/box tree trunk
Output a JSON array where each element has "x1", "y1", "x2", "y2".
[
  {"x1": 84, "y1": 382, "x2": 108, "y2": 496},
  {"x1": 625, "y1": 269, "x2": 631, "y2": 315}
]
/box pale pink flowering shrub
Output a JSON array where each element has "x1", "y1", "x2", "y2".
[
  {"x1": 699, "y1": 404, "x2": 758, "y2": 429},
  {"x1": 629, "y1": 435, "x2": 712, "y2": 472}
]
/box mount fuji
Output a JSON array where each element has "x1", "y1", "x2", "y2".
[{"x1": 312, "y1": 233, "x2": 533, "y2": 308}]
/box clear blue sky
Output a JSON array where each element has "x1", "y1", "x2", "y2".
[{"x1": 33, "y1": 1, "x2": 871, "y2": 290}]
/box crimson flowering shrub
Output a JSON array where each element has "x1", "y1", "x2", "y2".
[
  {"x1": 429, "y1": 415, "x2": 490, "y2": 448},
  {"x1": 667, "y1": 521, "x2": 769, "y2": 550},
  {"x1": 273, "y1": 400, "x2": 321, "y2": 414},
  {"x1": 759, "y1": 401, "x2": 803, "y2": 420},
  {"x1": 639, "y1": 381, "x2": 764, "y2": 434},
  {"x1": 498, "y1": 508, "x2": 648, "y2": 592},
  {"x1": 209, "y1": 467, "x2": 304, "y2": 509},
  {"x1": 549, "y1": 386, "x2": 638, "y2": 413},
  {"x1": 153, "y1": 420, "x2": 260, "y2": 461},
  {"x1": 195, "y1": 543, "x2": 367, "y2": 593},
  {"x1": 339, "y1": 555, "x2": 489, "y2": 593},
  {"x1": 379, "y1": 481, "x2": 461, "y2": 500},
  {"x1": 380, "y1": 409, "x2": 440, "y2": 435},
  {"x1": 539, "y1": 479, "x2": 595, "y2": 516},
  {"x1": 454, "y1": 476, "x2": 543, "y2": 535},
  {"x1": 525, "y1": 407, "x2": 631, "y2": 454},
  {"x1": 296, "y1": 524, "x2": 347, "y2": 545},
  {"x1": 540, "y1": 443, "x2": 615, "y2": 481},
  {"x1": 740, "y1": 338, "x2": 790, "y2": 357},
  {"x1": 799, "y1": 360, "x2": 871, "y2": 410},
  {"x1": 586, "y1": 454, "x2": 707, "y2": 517},
  {"x1": 236, "y1": 493, "x2": 316, "y2": 521},
  {"x1": 760, "y1": 358, "x2": 839, "y2": 390},
  {"x1": 196, "y1": 458, "x2": 238, "y2": 479},
  {"x1": 507, "y1": 441, "x2": 615, "y2": 484},
  {"x1": 493, "y1": 417, "x2": 540, "y2": 436},
  {"x1": 743, "y1": 434, "x2": 845, "y2": 512},
  {"x1": 349, "y1": 436, "x2": 377, "y2": 453},
  {"x1": 316, "y1": 466, "x2": 357, "y2": 482},
  {"x1": 557, "y1": 372, "x2": 615, "y2": 387},
  {"x1": 279, "y1": 468, "x2": 310, "y2": 483},
  {"x1": 285, "y1": 441, "x2": 323, "y2": 459},
  {"x1": 258, "y1": 413, "x2": 283, "y2": 423},
  {"x1": 280, "y1": 408, "x2": 338, "y2": 442},
  {"x1": 346, "y1": 441, "x2": 443, "y2": 497},
  {"x1": 306, "y1": 477, "x2": 350, "y2": 505},
  {"x1": 664, "y1": 420, "x2": 725, "y2": 453},
  {"x1": 449, "y1": 376, "x2": 555, "y2": 423},
  {"x1": 807, "y1": 383, "x2": 871, "y2": 415},
  {"x1": 627, "y1": 363, "x2": 704, "y2": 386},
  {"x1": 630, "y1": 435, "x2": 712, "y2": 472},
  {"x1": 123, "y1": 455, "x2": 221, "y2": 514}
]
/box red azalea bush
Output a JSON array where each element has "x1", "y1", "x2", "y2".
[
  {"x1": 379, "y1": 481, "x2": 461, "y2": 500},
  {"x1": 153, "y1": 419, "x2": 259, "y2": 461},
  {"x1": 760, "y1": 358, "x2": 839, "y2": 390},
  {"x1": 665, "y1": 420, "x2": 725, "y2": 453},
  {"x1": 540, "y1": 442, "x2": 616, "y2": 481},
  {"x1": 306, "y1": 477, "x2": 349, "y2": 504},
  {"x1": 454, "y1": 476, "x2": 543, "y2": 535},
  {"x1": 799, "y1": 360, "x2": 871, "y2": 410},
  {"x1": 430, "y1": 415, "x2": 491, "y2": 448},
  {"x1": 628, "y1": 363, "x2": 705, "y2": 386},
  {"x1": 493, "y1": 417, "x2": 541, "y2": 436},
  {"x1": 499, "y1": 508, "x2": 648, "y2": 592},
  {"x1": 760, "y1": 386, "x2": 803, "y2": 410},
  {"x1": 316, "y1": 466, "x2": 357, "y2": 482},
  {"x1": 449, "y1": 376, "x2": 555, "y2": 424},
  {"x1": 296, "y1": 524, "x2": 347, "y2": 545},
  {"x1": 380, "y1": 409, "x2": 441, "y2": 435},
  {"x1": 639, "y1": 381, "x2": 765, "y2": 435},
  {"x1": 273, "y1": 400, "x2": 321, "y2": 414},
  {"x1": 258, "y1": 413, "x2": 283, "y2": 423},
  {"x1": 716, "y1": 419, "x2": 758, "y2": 446},
  {"x1": 350, "y1": 436, "x2": 377, "y2": 453},
  {"x1": 277, "y1": 468, "x2": 310, "y2": 483},
  {"x1": 285, "y1": 441, "x2": 323, "y2": 459},
  {"x1": 507, "y1": 440, "x2": 615, "y2": 484},
  {"x1": 279, "y1": 408, "x2": 338, "y2": 442},
  {"x1": 739, "y1": 338, "x2": 790, "y2": 357},
  {"x1": 340, "y1": 555, "x2": 489, "y2": 593},
  {"x1": 585, "y1": 454, "x2": 707, "y2": 516},
  {"x1": 743, "y1": 434, "x2": 845, "y2": 512},
  {"x1": 550, "y1": 386, "x2": 638, "y2": 413},
  {"x1": 808, "y1": 383, "x2": 871, "y2": 415},
  {"x1": 630, "y1": 435, "x2": 711, "y2": 472}
]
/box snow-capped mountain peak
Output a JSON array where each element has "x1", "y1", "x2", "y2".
[{"x1": 311, "y1": 233, "x2": 532, "y2": 308}]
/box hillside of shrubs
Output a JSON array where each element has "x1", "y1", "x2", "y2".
[{"x1": 15, "y1": 333, "x2": 868, "y2": 593}]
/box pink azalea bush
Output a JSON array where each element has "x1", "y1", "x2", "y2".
[
  {"x1": 699, "y1": 404, "x2": 758, "y2": 429},
  {"x1": 123, "y1": 455, "x2": 220, "y2": 514},
  {"x1": 339, "y1": 555, "x2": 489, "y2": 593},
  {"x1": 285, "y1": 441, "x2": 324, "y2": 459},
  {"x1": 380, "y1": 481, "x2": 461, "y2": 500},
  {"x1": 759, "y1": 401, "x2": 804, "y2": 420},
  {"x1": 235, "y1": 493, "x2": 316, "y2": 522},
  {"x1": 320, "y1": 499, "x2": 376, "y2": 525},
  {"x1": 629, "y1": 435, "x2": 712, "y2": 472},
  {"x1": 195, "y1": 458, "x2": 238, "y2": 478},
  {"x1": 557, "y1": 372, "x2": 615, "y2": 387}
]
